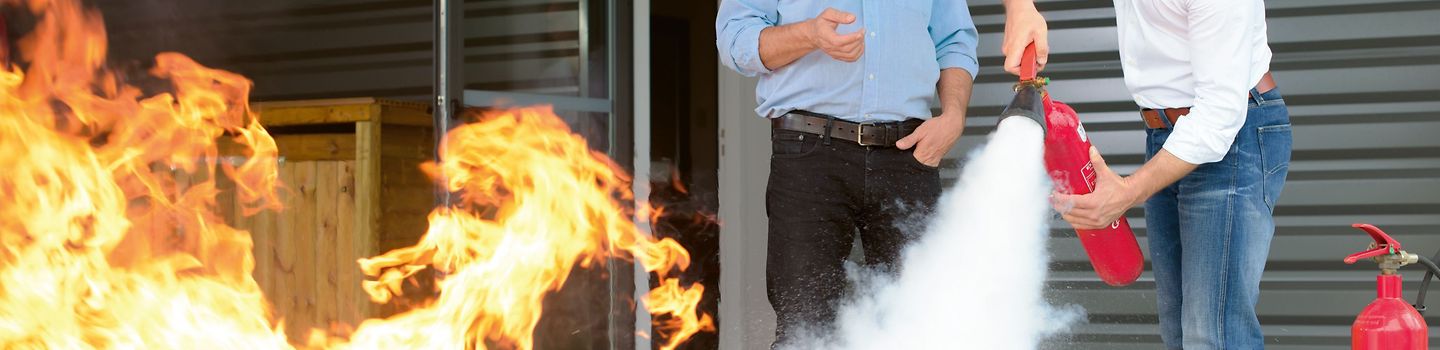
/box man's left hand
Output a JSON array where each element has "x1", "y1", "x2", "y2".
[
  {"x1": 1053, "y1": 147, "x2": 1139, "y2": 229},
  {"x1": 895, "y1": 114, "x2": 965, "y2": 167}
]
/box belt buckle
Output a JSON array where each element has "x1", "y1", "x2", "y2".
[{"x1": 855, "y1": 122, "x2": 875, "y2": 146}]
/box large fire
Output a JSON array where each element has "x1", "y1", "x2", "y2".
[{"x1": 0, "y1": 0, "x2": 711, "y2": 349}]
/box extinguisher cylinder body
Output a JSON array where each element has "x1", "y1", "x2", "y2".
[
  {"x1": 1038, "y1": 97, "x2": 1144, "y2": 286},
  {"x1": 998, "y1": 43, "x2": 1144, "y2": 286},
  {"x1": 1353, "y1": 274, "x2": 1428, "y2": 350}
]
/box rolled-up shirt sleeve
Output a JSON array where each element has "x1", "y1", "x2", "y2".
[
  {"x1": 1163, "y1": 0, "x2": 1261, "y2": 164},
  {"x1": 716, "y1": 0, "x2": 778, "y2": 77},
  {"x1": 929, "y1": 0, "x2": 979, "y2": 78}
]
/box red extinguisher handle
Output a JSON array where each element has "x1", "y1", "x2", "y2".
[
  {"x1": 1344, "y1": 223, "x2": 1404, "y2": 264},
  {"x1": 1019, "y1": 43, "x2": 1038, "y2": 81}
]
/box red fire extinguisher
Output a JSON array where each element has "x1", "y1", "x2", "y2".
[
  {"x1": 1345, "y1": 223, "x2": 1434, "y2": 349},
  {"x1": 999, "y1": 44, "x2": 1144, "y2": 286}
]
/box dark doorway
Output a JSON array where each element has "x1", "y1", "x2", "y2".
[{"x1": 650, "y1": 0, "x2": 720, "y2": 348}]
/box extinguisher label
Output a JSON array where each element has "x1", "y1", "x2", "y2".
[{"x1": 1081, "y1": 162, "x2": 1097, "y2": 192}]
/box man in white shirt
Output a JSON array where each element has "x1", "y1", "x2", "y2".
[{"x1": 1001, "y1": 0, "x2": 1293, "y2": 348}]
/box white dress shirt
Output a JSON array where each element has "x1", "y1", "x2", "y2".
[{"x1": 1114, "y1": 0, "x2": 1273, "y2": 164}]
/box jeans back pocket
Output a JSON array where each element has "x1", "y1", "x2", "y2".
[
  {"x1": 1258, "y1": 124, "x2": 1292, "y2": 211},
  {"x1": 1258, "y1": 124, "x2": 1292, "y2": 175}
]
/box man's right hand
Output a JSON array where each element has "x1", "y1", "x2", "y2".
[
  {"x1": 1001, "y1": 1, "x2": 1048, "y2": 75},
  {"x1": 805, "y1": 8, "x2": 865, "y2": 62}
]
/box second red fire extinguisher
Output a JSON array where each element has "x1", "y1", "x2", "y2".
[{"x1": 1345, "y1": 223, "x2": 1433, "y2": 350}]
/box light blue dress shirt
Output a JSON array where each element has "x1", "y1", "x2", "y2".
[{"x1": 716, "y1": 0, "x2": 979, "y2": 122}]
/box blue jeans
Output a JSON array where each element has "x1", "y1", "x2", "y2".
[{"x1": 1144, "y1": 88, "x2": 1292, "y2": 350}]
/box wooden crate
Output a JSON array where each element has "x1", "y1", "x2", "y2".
[{"x1": 217, "y1": 97, "x2": 436, "y2": 339}]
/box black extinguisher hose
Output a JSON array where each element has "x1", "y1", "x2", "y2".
[{"x1": 1412, "y1": 251, "x2": 1440, "y2": 314}]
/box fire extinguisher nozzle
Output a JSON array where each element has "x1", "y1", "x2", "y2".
[{"x1": 999, "y1": 84, "x2": 1046, "y2": 134}]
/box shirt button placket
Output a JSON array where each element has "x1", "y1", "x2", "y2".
[{"x1": 861, "y1": 0, "x2": 878, "y2": 122}]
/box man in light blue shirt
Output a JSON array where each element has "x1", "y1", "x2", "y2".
[{"x1": 717, "y1": 0, "x2": 978, "y2": 346}]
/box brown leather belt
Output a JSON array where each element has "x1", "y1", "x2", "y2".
[
  {"x1": 1141, "y1": 72, "x2": 1277, "y2": 129},
  {"x1": 772, "y1": 111, "x2": 923, "y2": 147}
]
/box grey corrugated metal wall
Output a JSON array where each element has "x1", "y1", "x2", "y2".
[
  {"x1": 99, "y1": 0, "x2": 590, "y2": 102},
  {"x1": 941, "y1": 0, "x2": 1440, "y2": 348},
  {"x1": 99, "y1": 0, "x2": 627, "y2": 157}
]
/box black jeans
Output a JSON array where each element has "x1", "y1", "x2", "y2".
[{"x1": 765, "y1": 127, "x2": 942, "y2": 345}]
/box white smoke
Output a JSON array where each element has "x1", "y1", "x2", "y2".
[{"x1": 788, "y1": 116, "x2": 1084, "y2": 350}]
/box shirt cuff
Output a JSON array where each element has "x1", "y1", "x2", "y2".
[
  {"x1": 937, "y1": 53, "x2": 979, "y2": 79},
  {"x1": 731, "y1": 25, "x2": 773, "y2": 76},
  {"x1": 1161, "y1": 119, "x2": 1233, "y2": 165}
]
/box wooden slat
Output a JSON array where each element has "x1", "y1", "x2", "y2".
[
  {"x1": 219, "y1": 133, "x2": 357, "y2": 161},
  {"x1": 277, "y1": 134, "x2": 357, "y2": 161},
  {"x1": 288, "y1": 161, "x2": 318, "y2": 338},
  {"x1": 251, "y1": 175, "x2": 279, "y2": 323},
  {"x1": 211, "y1": 159, "x2": 242, "y2": 273},
  {"x1": 378, "y1": 213, "x2": 429, "y2": 252},
  {"x1": 271, "y1": 162, "x2": 297, "y2": 336},
  {"x1": 380, "y1": 184, "x2": 437, "y2": 216},
  {"x1": 254, "y1": 97, "x2": 383, "y2": 109},
  {"x1": 353, "y1": 120, "x2": 383, "y2": 316},
  {"x1": 380, "y1": 156, "x2": 435, "y2": 188},
  {"x1": 257, "y1": 103, "x2": 375, "y2": 127},
  {"x1": 252, "y1": 98, "x2": 431, "y2": 127},
  {"x1": 334, "y1": 160, "x2": 367, "y2": 328},
  {"x1": 379, "y1": 126, "x2": 434, "y2": 160},
  {"x1": 313, "y1": 161, "x2": 340, "y2": 333},
  {"x1": 379, "y1": 154, "x2": 436, "y2": 217},
  {"x1": 379, "y1": 104, "x2": 433, "y2": 127}
]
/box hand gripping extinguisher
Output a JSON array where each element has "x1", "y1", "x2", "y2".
[
  {"x1": 998, "y1": 44, "x2": 1144, "y2": 286},
  {"x1": 1344, "y1": 223, "x2": 1440, "y2": 349}
]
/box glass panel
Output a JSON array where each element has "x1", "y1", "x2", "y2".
[
  {"x1": 461, "y1": 0, "x2": 632, "y2": 348},
  {"x1": 463, "y1": 0, "x2": 609, "y2": 99}
]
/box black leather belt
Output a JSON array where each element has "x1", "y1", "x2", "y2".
[{"x1": 772, "y1": 111, "x2": 923, "y2": 147}]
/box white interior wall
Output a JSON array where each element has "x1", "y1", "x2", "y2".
[{"x1": 716, "y1": 67, "x2": 776, "y2": 350}]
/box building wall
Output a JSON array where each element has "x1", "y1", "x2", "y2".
[
  {"x1": 717, "y1": 0, "x2": 1440, "y2": 348},
  {"x1": 718, "y1": 68, "x2": 774, "y2": 349}
]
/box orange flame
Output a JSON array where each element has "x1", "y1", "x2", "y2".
[
  {"x1": 0, "y1": 0, "x2": 711, "y2": 349},
  {"x1": 336, "y1": 107, "x2": 712, "y2": 350},
  {"x1": 0, "y1": 0, "x2": 286, "y2": 348}
]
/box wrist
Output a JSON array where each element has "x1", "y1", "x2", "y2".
[
  {"x1": 1004, "y1": 0, "x2": 1037, "y2": 13},
  {"x1": 1119, "y1": 176, "x2": 1146, "y2": 208},
  {"x1": 798, "y1": 20, "x2": 821, "y2": 50}
]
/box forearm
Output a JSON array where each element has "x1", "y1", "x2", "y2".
[
  {"x1": 936, "y1": 68, "x2": 974, "y2": 117},
  {"x1": 758, "y1": 22, "x2": 815, "y2": 70},
  {"x1": 1002, "y1": 0, "x2": 1038, "y2": 11},
  {"x1": 1123, "y1": 149, "x2": 1197, "y2": 205}
]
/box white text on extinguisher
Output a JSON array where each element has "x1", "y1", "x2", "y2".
[{"x1": 1081, "y1": 162, "x2": 1097, "y2": 192}]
